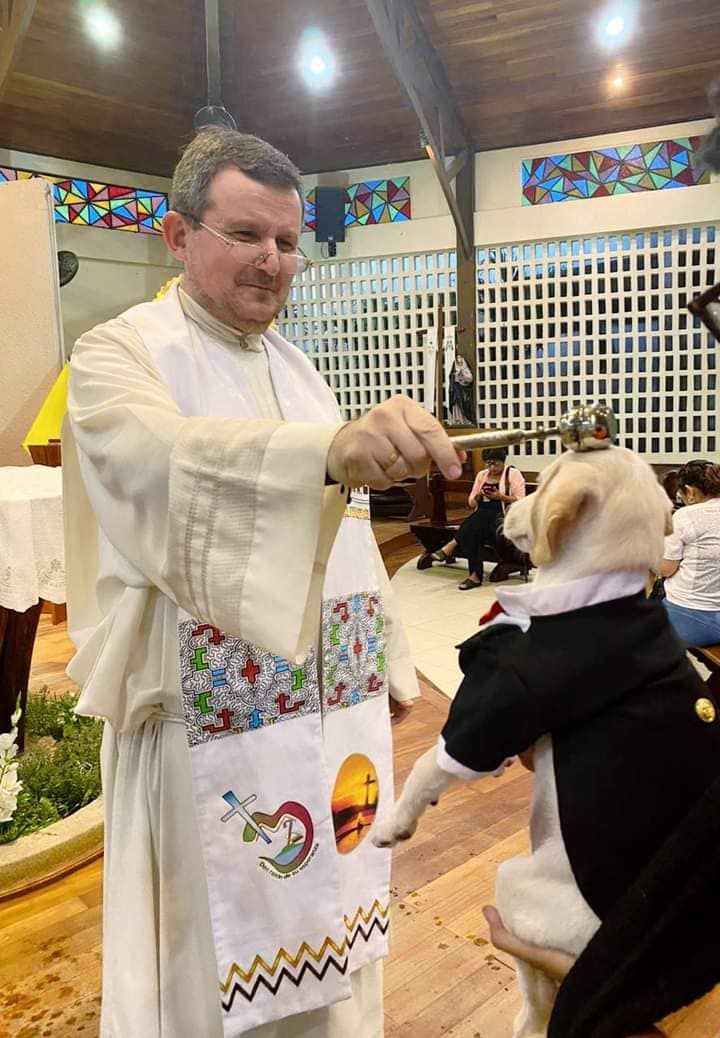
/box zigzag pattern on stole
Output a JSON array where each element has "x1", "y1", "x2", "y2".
[{"x1": 220, "y1": 900, "x2": 390, "y2": 1011}]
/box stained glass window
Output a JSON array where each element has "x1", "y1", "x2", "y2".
[
  {"x1": 1, "y1": 164, "x2": 410, "y2": 236},
  {"x1": 303, "y1": 177, "x2": 411, "y2": 232},
  {"x1": 304, "y1": 192, "x2": 317, "y2": 232},
  {"x1": 0, "y1": 165, "x2": 168, "y2": 233},
  {"x1": 522, "y1": 137, "x2": 710, "y2": 206}
]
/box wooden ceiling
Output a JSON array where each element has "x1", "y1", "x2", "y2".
[
  {"x1": 425, "y1": 0, "x2": 720, "y2": 152},
  {"x1": 1, "y1": 0, "x2": 719, "y2": 178}
]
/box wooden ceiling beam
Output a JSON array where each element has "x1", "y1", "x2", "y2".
[
  {"x1": 365, "y1": 0, "x2": 475, "y2": 259},
  {"x1": 0, "y1": 0, "x2": 35, "y2": 102},
  {"x1": 365, "y1": 0, "x2": 478, "y2": 422}
]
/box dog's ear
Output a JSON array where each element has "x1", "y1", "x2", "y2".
[{"x1": 530, "y1": 471, "x2": 595, "y2": 566}]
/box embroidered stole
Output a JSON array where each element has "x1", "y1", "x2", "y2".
[{"x1": 126, "y1": 287, "x2": 392, "y2": 1035}]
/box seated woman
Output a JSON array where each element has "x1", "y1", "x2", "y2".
[
  {"x1": 431, "y1": 447, "x2": 526, "y2": 589},
  {"x1": 661, "y1": 460, "x2": 720, "y2": 646}
]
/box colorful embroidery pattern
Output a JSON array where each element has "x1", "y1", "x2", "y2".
[
  {"x1": 345, "y1": 503, "x2": 371, "y2": 519},
  {"x1": 220, "y1": 900, "x2": 390, "y2": 1009},
  {"x1": 303, "y1": 177, "x2": 411, "y2": 232},
  {"x1": 180, "y1": 589, "x2": 383, "y2": 744},
  {"x1": 322, "y1": 592, "x2": 387, "y2": 714},
  {"x1": 345, "y1": 486, "x2": 371, "y2": 521},
  {"x1": 521, "y1": 136, "x2": 710, "y2": 206},
  {"x1": 0, "y1": 164, "x2": 168, "y2": 233},
  {"x1": 179, "y1": 620, "x2": 320, "y2": 747}
]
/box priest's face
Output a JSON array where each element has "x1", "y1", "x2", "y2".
[{"x1": 169, "y1": 168, "x2": 304, "y2": 334}]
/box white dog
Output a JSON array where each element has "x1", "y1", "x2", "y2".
[{"x1": 373, "y1": 446, "x2": 720, "y2": 1037}]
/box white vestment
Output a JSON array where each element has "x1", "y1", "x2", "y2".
[{"x1": 63, "y1": 286, "x2": 418, "y2": 1038}]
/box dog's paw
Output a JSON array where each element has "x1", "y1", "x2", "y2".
[{"x1": 371, "y1": 813, "x2": 418, "y2": 848}]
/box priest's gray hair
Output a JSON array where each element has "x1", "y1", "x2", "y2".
[{"x1": 171, "y1": 128, "x2": 304, "y2": 224}]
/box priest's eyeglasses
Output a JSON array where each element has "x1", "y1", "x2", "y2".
[{"x1": 178, "y1": 212, "x2": 311, "y2": 275}]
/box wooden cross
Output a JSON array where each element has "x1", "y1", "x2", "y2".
[{"x1": 363, "y1": 772, "x2": 377, "y2": 807}]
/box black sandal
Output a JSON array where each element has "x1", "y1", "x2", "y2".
[
  {"x1": 458, "y1": 577, "x2": 483, "y2": 590},
  {"x1": 431, "y1": 550, "x2": 454, "y2": 564}
]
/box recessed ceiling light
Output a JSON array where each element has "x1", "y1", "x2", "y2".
[
  {"x1": 299, "y1": 29, "x2": 336, "y2": 90},
  {"x1": 83, "y1": 5, "x2": 122, "y2": 49},
  {"x1": 609, "y1": 65, "x2": 629, "y2": 92},
  {"x1": 596, "y1": 2, "x2": 639, "y2": 49}
]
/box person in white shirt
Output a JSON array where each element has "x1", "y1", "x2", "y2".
[{"x1": 661, "y1": 460, "x2": 720, "y2": 646}]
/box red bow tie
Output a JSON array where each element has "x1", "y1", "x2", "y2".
[{"x1": 478, "y1": 600, "x2": 506, "y2": 627}]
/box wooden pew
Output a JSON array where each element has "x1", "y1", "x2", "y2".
[{"x1": 409, "y1": 459, "x2": 679, "y2": 577}]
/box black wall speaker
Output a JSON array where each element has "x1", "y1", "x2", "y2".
[{"x1": 314, "y1": 186, "x2": 346, "y2": 246}]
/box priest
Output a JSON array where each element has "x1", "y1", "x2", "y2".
[{"x1": 62, "y1": 127, "x2": 463, "y2": 1038}]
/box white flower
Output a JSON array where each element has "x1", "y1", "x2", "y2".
[
  {"x1": 0, "y1": 732, "x2": 17, "y2": 754},
  {"x1": 0, "y1": 765, "x2": 21, "y2": 823},
  {"x1": 0, "y1": 720, "x2": 22, "y2": 823},
  {"x1": 10, "y1": 703, "x2": 22, "y2": 728},
  {"x1": 0, "y1": 793, "x2": 19, "y2": 823},
  {"x1": 0, "y1": 763, "x2": 20, "y2": 793}
]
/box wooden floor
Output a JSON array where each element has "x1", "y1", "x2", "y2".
[
  {"x1": 29, "y1": 612, "x2": 80, "y2": 697},
  {"x1": 3, "y1": 529, "x2": 720, "y2": 1037}
]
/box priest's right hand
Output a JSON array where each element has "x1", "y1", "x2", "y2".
[{"x1": 326, "y1": 395, "x2": 465, "y2": 490}]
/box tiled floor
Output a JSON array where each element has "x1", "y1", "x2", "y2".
[{"x1": 391, "y1": 556, "x2": 528, "y2": 698}]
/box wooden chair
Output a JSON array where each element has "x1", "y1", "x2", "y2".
[{"x1": 27, "y1": 439, "x2": 66, "y2": 624}]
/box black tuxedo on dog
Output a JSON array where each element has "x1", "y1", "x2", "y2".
[
  {"x1": 373, "y1": 446, "x2": 717, "y2": 1037},
  {"x1": 442, "y1": 592, "x2": 720, "y2": 919}
]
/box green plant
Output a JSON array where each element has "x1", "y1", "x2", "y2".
[
  {"x1": 0, "y1": 690, "x2": 102, "y2": 846},
  {"x1": 0, "y1": 792, "x2": 60, "y2": 843},
  {"x1": 23, "y1": 686, "x2": 91, "y2": 740}
]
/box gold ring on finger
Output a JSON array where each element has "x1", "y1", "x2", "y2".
[{"x1": 381, "y1": 450, "x2": 400, "y2": 472}]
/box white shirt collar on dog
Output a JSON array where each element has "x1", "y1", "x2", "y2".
[{"x1": 494, "y1": 570, "x2": 648, "y2": 620}]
